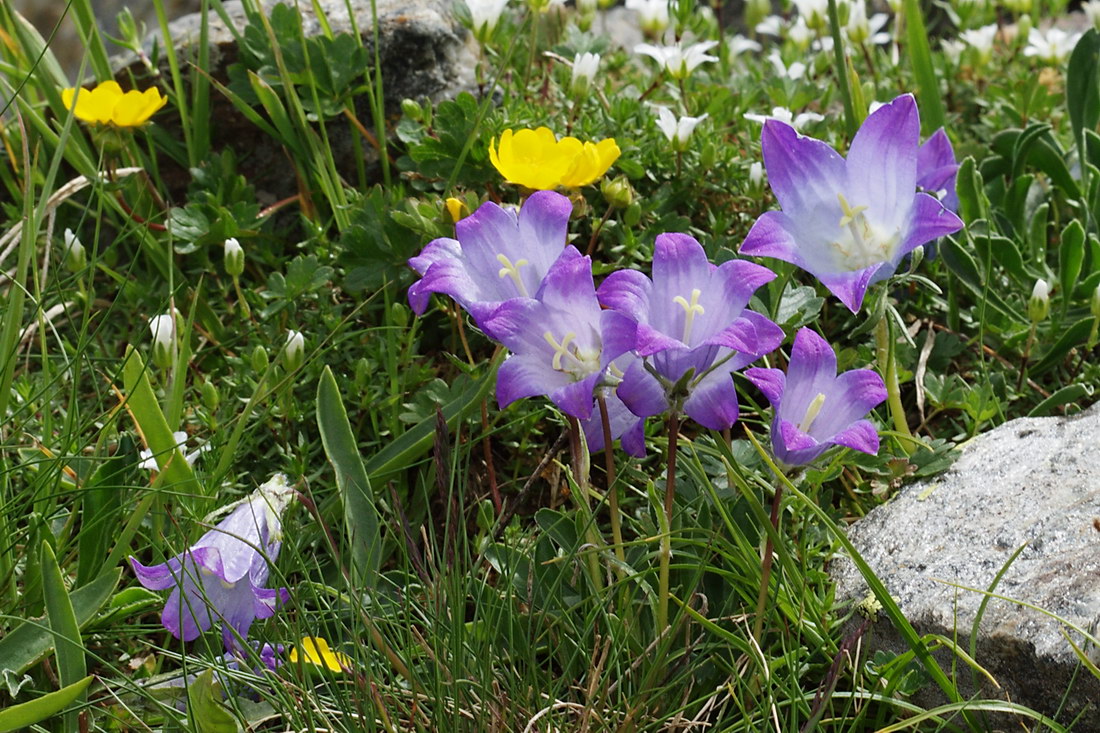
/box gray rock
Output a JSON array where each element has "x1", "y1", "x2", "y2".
[{"x1": 832, "y1": 404, "x2": 1100, "y2": 728}]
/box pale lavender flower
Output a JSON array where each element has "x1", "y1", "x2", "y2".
[
  {"x1": 740, "y1": 94, "x2": 963, "y2": 312},
  {"x1": 408, "y1": 191, "x2": 574, "y2": 333},
  {"x1": 130, "y1": 474, "x2": 294, "y2": 651},
  {"x1": 745, "y1": 328, "x2": 886, "y2": 467},
  {"x1": 597, "y1": 233, "x2": 783, "y2": 430},
  {"x1": 635, "y1": 40, "x2": 719, "y2": 79},
  {"x1": 483, "y1": 252, "x2": 636, "y2": 420}
]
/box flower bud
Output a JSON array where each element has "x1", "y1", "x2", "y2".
[
  {"x1": 748, "y1": 161, "x2": 765, "y2": 190},
  {"x1": 623, "y1": 200, "x2": 642, "y2": 228},
  {"x1": 201, "y1": 379, "x2": 220, "y2": 410},
  {"x1": 283, "y1": 329, "x2": 305, "y2": 372},
  {"x1": 1028, "y1": 278, "x2": 1050, "y2": 323},
  {"x1": 570, "y1": 52, "x2": 600, "y2": 97},
  {"x1": 251, "y1": 344, "x2": 270, "y2": 373},
  {"x1": 445, "y1": 197, "x2": 469, "y2": 223},
  {"x1": 390, "y1": 302, "x2": 409, "y2": 328},
  {"x1": 401, "y1": 98, "x2": 424, "y2": 122},
  {"x1": 224, "y1": 237, "x2": 245, "y2": 277},
  {"x1": 354, "y1": 357, "x2": 371, "y2": 389},
  {"x1": 148, "y1": 312, "x2": 176, "y2": 369},
  {"x1": 1092, "y1": 282, "x2": 1100, "y2": 320},
  {"x1": 600, "y1": 174, "x2": 634, "y2": 209},
  {"x1": 61, "y1": 228, "x2": 86, "y2": 272}
]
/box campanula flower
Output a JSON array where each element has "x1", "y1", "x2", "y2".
[
  {"x1": 408, "y1": 190, "x2": 574, "y2": 331},
  {"x1": 917, "y1": 129, "x2": 959, "y2": 212},
  {"x1": 489, "y1": 128, "x2": 620, "y2": 190},
  {"x1": 61, "y1": 81, "x2": 167, "y2": 127},
  {"x1": 483, "y1": 252, "x2": 636, "y2": 420},
  {"x1": 745, "y1": 328, "x2": 886, "y2": 467},
  {"x1": 598, "y1": 233, "x2": 783, "y2": 430},
  {"x1": 130, "y1": 474, "x2": 294, "y2": 651},
  {"x1": 580, "y1": 352, "x2": 647, "y2": 457},
  {"x1": 740, "y1": 94, "x2": 964, "y2": 313}
]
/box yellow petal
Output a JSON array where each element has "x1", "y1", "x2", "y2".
[
  {"x1": 445, "y1": 197, "x2": 468, "y2": 223},
  {"x1": 559, "y1": 137, "x2": 619, "y2": 188},
  {"x1": 289, "y1": 636, "x2": 351, "y2": 672}
]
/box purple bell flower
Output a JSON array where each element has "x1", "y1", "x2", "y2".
[
  {"x1": 597, "y1": 232, "x2": 783, "y2": 430},
  {"x1": 744, "y1": 328, "x2": 887, "y2": 467},
  {"x1": 483, "y1": 252, "x2": 637, "y2": 420},
  {"x1": 130, "y1": 474, "x2": 294, "y2": 651},
  {"x1": 407, "y1": 191, "x2": 575, "y2": 334},
  {"x1": 581, "y1": 352, "x2": 647, "y2": 457},
  {"x1": 917, "y1": 128, "x2": 959, "y2": 213},
  {"x1": 740, "y1": 94, "x2": 964, "y2": 313}
]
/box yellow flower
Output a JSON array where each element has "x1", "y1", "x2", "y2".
[
  {"x1": 61, "y1": 81, "x2": 168, "y2": 128},
  {"x1": 489, "y1": 127, "x2": 620, "y2": 190},
  {"x1": 289, "y1": 636, "x2": 351, "y2": 672},
  {"x1": 445, "y1": 197, "x2": 469, "y2": 223}
]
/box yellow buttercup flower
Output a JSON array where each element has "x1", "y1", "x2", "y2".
[
  {"x1": 289, "y1": 636, "x2": 351, "y2": 672},
  {"x1": 445, "y1": 197, "x2": 469, "y2": 223},
  {"x1": 489, "y1": 127, "x2": 620, "y2": 190},
  {"x1": 61, "y1": 81, "x2": 168, "y2": 128}
]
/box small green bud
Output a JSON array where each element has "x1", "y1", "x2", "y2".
[
  {"x1": 224, "y1": 237, "x2": 245, "y2": 277},
  {"x1": 623, "y1": 201, "x2": 642, "y2": 228},
  {"x1": 390, "y1": 302, "x2": 409, "y2": 328},
  {"x1": 700, "y1": 140, "x2": 716, "y2": 169},
  {"x1": 61, "y1": 228, "x2": 86, "y2": 272},
  {"x1": 283, "y1": 330, "x2": 305, "y2": 372},
  {"x1": 251, "y1": 344, "x2": 270, "y2": 373},
  {"x1": 1028, "y1": 279, "x2": 1050, "y2": 323},
  {"x1": 601, "y1": 175, "x2": 634, "y2": 210},
  {"x1": 354, "y1": 357, "x2": 371, "y2": 389},
  {"x1": 201, "y1": 379, "x2": 220, "y2": 410},
  {"x1": 400, "y1": 98, "x2": 424, "y2": 122}
]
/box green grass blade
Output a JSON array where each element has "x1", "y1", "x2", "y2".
[
  {"x1": 905, "y1": 0, "x2": 946, "y2": 134},
  {"x1": 317, "y1": 366, "x2": 382, "y2": 589},
  {"x1": 40, "y1": 541, "x2": 86, "y2": 705},
  {"x1": 0, "y1": 675, "x2": 94, "y2": 733}
]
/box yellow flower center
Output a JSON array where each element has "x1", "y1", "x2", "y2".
[
  {"x1": 496, "y1": 253, "x2": 530, "y2": 296},
  {"x1": 830, "y1": 193, "x2": 900, "y2": 270}
]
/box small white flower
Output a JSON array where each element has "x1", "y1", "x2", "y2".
[
  {"x1": 571, "y1": 52, "x2": 600, "y2": 96},
  {"x1": 793, "y1": 0, "x2": 832, "y2": 31},
  {"x1": 728, "y1": 34, "x2": 762, "y2": 57},
  {"x1": 284, "y1": 329, "x2": 306, "y2": 371},
  {"x1": 653, "y1": 106, "x2": 708, "y2": 150},
  {"x1": 755, "y1": 15, "x2": 784, "y2": 36},
  {"x1": 61, "y1": 228, "x2": 86, "y2": 272},
  {"x1": 1084, "y1": 0, "x2": 1100, "y2": 31},
  {"x1": 941, "y1": 38, "x2": 966, "y2": 64},
  {"x1": 959, "y1": 23, "x2": 998, "y2": 64},
  {"x1": 625, "y1": 0, "x2": 670, "y2": 35},
  {"x1": 1028, "y1": 279, "x2": 1051, "y2": 322},
  {"x1": 138, "y1": 431, "x2": 206, "y2": 472},
  {"x1": 766, "y1": 51, "x2": 807, "y2": 80},
  {"x1": 224, "y1": 237, "x2": 245, "y2": 277},
  {"x1": 466, "y1": 0, "x2": 509, "y2": 39},
  {"x1": 787, "y1": 16, "x2": 814, "y2": 48},
  {"x1": 743, "y1": 106, "x2": 824, "y2": 131},
  {"x1": 635, "y1": 40, "x2": 720, "y2": 79},
  {"x1": 748, "y1": 161, "x2": 765, "y2": 188},
  {"x1": 1023, "y1": 26, "x2": 1081, "y2": 66},
  {"x1": 148, "y1": 312, "x2": 176, "y2": 368},
  {"x1": 845, "y1": 1, "x2": 891, "y2": 46}
]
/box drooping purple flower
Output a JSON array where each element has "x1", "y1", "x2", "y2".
[
  {"x1": 483, "y1": 252, "x2": 636, "y2": 420},
  {"x1": 581, "y1": 352, "x2": 647, "y2": 457},
  {"x1": 917, "y1": 128, "x2": 959, "y2": 213},
  {"x1": 744, "y1": 328, "x2": 886, "y2": 467},
  {"x1": 407, "y1": 190, "x2": 574, "y2": 330},
  {"x1": 596, "y1": 232, "x2": 783, "y2": 430},
  {"x1": 740, "y1": 94, "x2": 964, "y2": 313},
  {"x1": 130, "y1": 474, "x2": 294, "y2": 651}
]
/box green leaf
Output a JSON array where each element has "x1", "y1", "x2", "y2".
[
  {"x1": 1027, "y1": 383, "x2": 1094, "y2": 417},
  {"x1": 905, "y1": 0, "x2": 946, "y2": 134},
  {"x1": 317, "y1": 367, "x2": 382, "y2": 589},
  {"x1": 40, "y1": 542, "x2": 86, "y2": 691},
  {"x1": 1067, "y1": 29, "x2": 1100, "y2": 156},
  {"x1": 955, "y1": 157, "x2": 987, "y2": 223},
  {"x1": 187, "y1": 669, "x2": 239, "y2": 733},
  {"x1": 1030, "y1": 317, "x2": 1094, "y2": 376},
  {"x1": 120, "y1": 347, "x2": 201, "y2": 496},
  {"x1": 0, "y1": 676, "x2": 93, "y2": 733},
  {"x1": 1059, "y1": 219, "x2": 1086, "y2": 318},
  {"x1": 0, "y1": 569, "x2": 119, "y2": 675},
  {"x1": 76, "y1": 436, "x2": 134, "y2": 586}
]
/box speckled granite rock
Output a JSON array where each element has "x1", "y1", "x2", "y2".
[{"x1": 832, "y1": 403, "x2": 1100, "y2": 727}]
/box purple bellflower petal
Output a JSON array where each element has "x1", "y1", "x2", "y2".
[
  {"x1": 741, "y1": 94, "x2": 964, "y2": 312},
  {"x1": 407, "y1": 191, "x2": 574, "y2": 327},
  {"x1": 581, "y1": 352, "x2": 647, "y2": 457},
  {"x1": 130, "y1": 474, "x2": 295, "y2": 651},
  {"x1": 917, "y1": 129, "x2": 959, "y2": 212},
  {"x1": 744, "y1": 328, "x2": 886, "y2": 467}
]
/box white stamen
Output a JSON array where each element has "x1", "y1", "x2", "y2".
[{"x1": 672, "y1": 288, "x2": 705, "y2": 343}]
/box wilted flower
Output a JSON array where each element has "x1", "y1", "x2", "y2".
[
  {"x1": 745, "y1": 328, "x2": 886, "y2": 467},
  {"x1": 130, "y1": 474, "x2": 294, "y2": 650},
  {"x1": 571, "y1": 52, "x2": 600, "y2": 96},
  {"x1": 289, "y1": 637, "x2": 352, "y2": 672},
  {"x1": 408, "y1": 191, "x2": 574, "y2": 332},
  {"x1": 489, "y1": 127, "x2": 620, "y2": 189},
  {"x1": 1023, "y1": 27, "x2": 1081, "y2": 65},
  {"x1": 744, "y1": 106, "x2": 823, "y2": 130},
  {"x1": 635, "y1": 40, "x2": 719, "y2": 79},
  {"x1": 466, "y1": 0, "x2": 509, "y2": 41},
  {"x1": 740, "y1": 94, "x2": 964, "y2": 312},
  {"x1": 653, "y1": 107, "x2": 708, "y2": 151},
  {"x1": 61, "y1": 81, "x2": 167, "y2": 128},
  {"x1": 625, "y1": 0, "x2": 670, "y2": 35},
  {"x1": 598, "y1": 233, "x2": 783, "y2": 430},
  {"x1": 484, "y1": 252, "x2": 637, "y2": 420}
]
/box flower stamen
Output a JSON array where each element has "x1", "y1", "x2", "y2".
[
  {"x1": 672, "y1": 288, "x2": 705, "y2": 343},
  {"x1": 799, "y1": 392, "x2": 828, "y2": 433},
  {"x1": 497, "y1": 253, "x2": 531, "y2": 296},
  {"x1": 544, "y1": 331, "x2": 578, "y2": 370}
]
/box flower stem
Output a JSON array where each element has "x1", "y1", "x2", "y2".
[
  {"x1": 874, "y1": 311, "x2": 914, "y2": 447},
  {"x1": 657, "y1": 411, "x2": 680, "y2": 632},
  {"x1": 567, "y1": 416, "x2": 605, "y2": 593},
  {"x1": 597, "y1": 395, "x2": 626, "y2": 577},
  {"x1": 751, "y1": 473, "x2": 785, "y2": 646}
]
